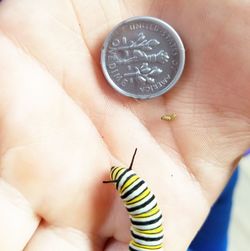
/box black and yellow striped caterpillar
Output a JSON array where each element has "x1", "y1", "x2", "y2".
[{"x1": 103, "y1": 149, "x2": 164, "y2": 251}]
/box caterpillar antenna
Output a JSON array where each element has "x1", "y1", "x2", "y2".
[{"x1": 129, "y1": 148, "x2": 138, "y2": 170}]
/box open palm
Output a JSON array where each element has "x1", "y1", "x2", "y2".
[{"x1": 0, "y1": 1, "x2": 249, "y2": 250}]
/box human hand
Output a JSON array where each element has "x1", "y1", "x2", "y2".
[{"x1": 0, "y1": 0, "x2": 249, "y2": 250}]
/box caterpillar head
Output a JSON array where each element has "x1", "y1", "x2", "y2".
[{"x1": 103, "y1": 148, "x2": 137, "y2": 185}]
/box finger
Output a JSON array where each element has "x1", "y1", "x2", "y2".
[
  {"x1": 0, "y1": 33, "x2": 110, "y2": 235},
  {"x1": 0, "y1": 180, "x2": 40, "y2": 251},
  {"x1": 104, "y1": 238, "x2": 128, "y2": 251},
  {"x1": 0, "y1": 0, "x2": 125, "y2": 124},
  {"x1": 24, "y1": 223, "x2": 95, "y2": 251}
]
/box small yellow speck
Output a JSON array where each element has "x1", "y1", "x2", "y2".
[{"x1": 161, "y1": 113, "x2": 177, "y2": 121}]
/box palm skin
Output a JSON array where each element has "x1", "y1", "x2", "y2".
[{"x1": 0, "y1": 0, "x2": 249, "y2": 250}]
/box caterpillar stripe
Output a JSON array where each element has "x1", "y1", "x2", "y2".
[{"x1": 103, "y1": 149, "x2": 164, "y2": 251}]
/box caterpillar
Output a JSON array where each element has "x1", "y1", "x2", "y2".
[{"x1": 103, "y1": 149, "x2": 164, "y2": 251}]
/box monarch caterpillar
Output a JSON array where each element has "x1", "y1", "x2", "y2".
[{"x1": 103, "y1": 149, "x2": 164, "y2": 251}]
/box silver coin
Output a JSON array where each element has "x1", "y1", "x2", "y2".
[{"x1": 101, "y1": 16, "x2": 185, "y2": 99}]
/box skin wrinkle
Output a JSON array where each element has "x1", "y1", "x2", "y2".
[
  {"x1": 0, "y1": 179, "x2": 41, "y2": 250},
  {"x1": 48, "y1": 14, "x2": 81, "y2": 38},
  {"x1": 154, "y1": 0, "x2": 166, "y2": 19},
  {"x1": 42, "y1": 225, "x2": 93, "y2": 245},
  {"x1": 0, "y1": 125, "x2": 95, "y2": 175},
  {"x1": 98, "y1": 0, "x2": 113, "y2": 28},
  {"x1": 0, "y1": 179, "x2": 38, "y2": 215},
  {"x1": 117, "y1": 0, "x2": 123, "y2": 19},
  {"x1": 211, "y1": 3, "x2": 240, "y2": 46},
  {"x1": 146, "y1": 0, "x2": 157, "y2": 15},
  {"x1": 121, "y1": 0, "x2": 134, "y2": 16},
  {"x1": 0, "y1": 30, "x2": 58, "y2": 86},
  {"x1": 24, "y1": 224, "x2": 98, "y2": 250},
  {"x1": 68, "y1": 0, "x2": 95, "y2": 60}
]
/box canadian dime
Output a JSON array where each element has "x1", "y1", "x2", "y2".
[{"x1": 101, "y1": 16, "x2": 185, "y2": 99}]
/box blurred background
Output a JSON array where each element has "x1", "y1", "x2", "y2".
[{"x1": 229, "y1": 163, "x2": 250, "y2": 251}]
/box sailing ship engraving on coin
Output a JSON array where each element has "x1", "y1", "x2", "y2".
[{"x1": 101, "y1": 16, "x2": 185, "y2": 99}]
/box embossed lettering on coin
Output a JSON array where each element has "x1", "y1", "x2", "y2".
[{"x1": 101, "y1": 16, "x2": 185, "y2": 99}]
